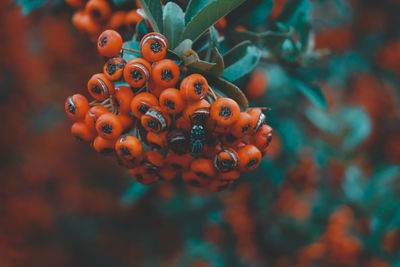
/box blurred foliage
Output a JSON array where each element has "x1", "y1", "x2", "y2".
[{"x1": 3, "y1": 0, "x2": 400, "y2": 266}]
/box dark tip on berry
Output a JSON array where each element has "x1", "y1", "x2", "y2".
[
  {"x1": 135, "y1": 174, "x2": 144, "y2": 182},
  {"x1": 131, "y1": 70, "x2": 143, "y2": 81},
  {"x1": 68, "y1": 103, "x2": 75, "y2": 114},
  {"x1": 92, "y1": 85, "x2": 101, "y2": 95},
  {"x1": 195, "y1": 171, "x2": 207, "y2": 178},
  {"x1": 73, "y1": 134, "x2": 82, "y2": 142},
  {"x1": 117, "y1": 62, "x2": 125, "y2": 68},
  {"x1": 150, "y1": 40, "x2": 162, "y2": 53},
  {"x1": 164, "y1": 99, "x2": 175, "y2": 110},
  {"x1": 161, "y1": 69, "x2": 173, "y2": 81},
  {"x1": 248, "y1": 158, "x2": 258, "y2": 168},
  {"x1": 225, "y1": 134, "x2": 237, "y2": 143},
  {"x1": 101, "y1": 124, "x2": 113, "y2": 134},
  {"x1": 147, "y1": 120, "x2": 159, "y2": 130},
  {"x1": 99, "y1": 35, "x2": 108, "y2": 47},
  {"x1": 242, "y1": 124, "x2": 251, "y2": 133},
  {"x1": 188, "y1": 179, "x2": 200, "y2": 186},
  {"x1": 91, "y1": 9, "x2": 101, "y2": 18},
  {"x1": 171, "y1": 163, "x2": 182, "y2": 170},
  {"x1": 216, "y1": 184, "x2": 228, "y2": 191},
  {"x1": 120, "y1": 147, "x2": 131, "y2": 156},
  {"x1": 138, "y1": 105, "x2": 149, "y2": 114},
  {"x1": 107, "y1": 62, "x2": 116, "y2": 75},
  {"x1": 219, "y1": 106, "x2": 232, "y2": 118},
  {"x1": 194, "y1": 81, "x2": 204, "y2": 95},
  {"x1": 101, "y1": 148, "x2": 114, "y2": 154},
  {"x1": 220, "y1": 159, "x2": 233, "y2": 169}
]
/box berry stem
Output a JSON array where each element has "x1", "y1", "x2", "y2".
[{"x1": 121, "y1": 48, "x2": 141, "y2": 54}]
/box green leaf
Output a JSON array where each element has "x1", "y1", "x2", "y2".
[
  {"x1": 275, "y1": 0, "x2": 303, "y2": 23},
  {"x1": 15, "y1": 0, "x2": 48, "y2": 15},
  {"x1": 163, "y1": 2, "x2": 185, "y2": 49},
  {"x1": 226, "y1": 0, "x2": 273, "y2": 27},
  {"x1": 209, "y1": 48, "x2": 224, "y2": 77},
  {"x1": 185, "y1": 0, "x2": 212, "y2": 24},
  {"x1": 229, "y1": 29, "x2": 290, "y2": 51},
  {"x1": 137, "y1": 0, "x2": 163, "y2": 33},
  {"x1": 292, "y1": 72, "x2": 327, "y2": 109},
  {"x1": 136, "y1": 19, "x2": 151, "y2": 41},
  {"x1": 181, "y1": 0, "x2": 248, "y2": 42},
  {"x1": 187, "y1": 60, "x2": 217, "y2": 73},
  {"x1": 221, "y1": 41, "x2": 260, "y2": 82},
  {"x1": 208, "y1": 77, "x2": 248, "y2": 109}
]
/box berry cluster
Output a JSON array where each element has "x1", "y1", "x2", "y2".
[
  {"x1": 68, "y1": 0, "x2": 142, "y2": 37},
  {"x1": 65, "y1": 30, "x2": 273, "y2": 191}
]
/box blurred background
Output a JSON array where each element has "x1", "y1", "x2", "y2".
[{"x1": 1, "y1": 0, "x2": 400, "y2": 266}]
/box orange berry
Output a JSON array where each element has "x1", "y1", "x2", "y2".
[
  {"x1": 141, "y1": 106, "x2": 170, "y2": 133},
  {"x1": 140, "y1": 32, "x2": 169, "y2": 62},
  {"x1": 246, "y1": 69, "x2": 267, "y2": 100},
  {"x1": 191, "y1": 158, "x2": 217, "y2": 178},
  {"x1": 218, "y1": 170, "x2": 240, "y2": 181},
  {"x1": 65, "y1": 0, "x2": 85, "y2": 8},
  {"x1": 65, "y1": 94, "x2": 89, "y2": 122},
  {"x1": 166, "y1": 151, "x2": 192, "y2": 171},
  {"x1": 231, "y1": 112, "x2": 254, "y2": 138},
  {"x1": 182, "y1": 171, "x2": 209, "y2": 187},
  {"x1": 104, "y1": 57, "x2": 126, "y2": 81},
  {"x1": 159, "y1": 167, "x2": 177, "y2": 181},
  {"x1": 183, "y1": 99, "x2": 210, "y2": 122},
  {"x1": 123, "y1": 57, "x2": 152, "y2": 88},
  {"x1": 174, "y1": 116, "x2": 191, "y2": 132},
  {"x1": 250, "y1": 124, "x2": 273, "y2": 153},
  {"x1": 84, "y1": 105, "x2": 110, "y2": 130},
  {"x1": 180, "y1": 74, "x2": 209, "y2": 101},
  {"x1": 130, "y1": 92, "x2": 158, "y2": 118},
  {"x1": 237, "y1": 144, "x2": 261, "y2": 172},
  {"x1": 147, "y1": 77, "x2": 165, "y2": 97},
  {"x1": 247, "y1": 108, "x2": 266, "y2": 135},
  {"x1": 71, "y1": 122, "x2": 96, "y2": 142},
  {"x1": 210, "y1": 97, "x2": 240, "y2": 127},
  {"x1": 213, "y1": 148, "x2": 239, "y2": 173},
  {"x1": 167, "y1": 128, "x2": 189, "y2": 154},
  {"x1": 97, "y1": 30, "x2": 122, "y2": 57},
  {"x1": 151, "y1": 59, "x2": 180, "y2": 88},
  {"x1": 114, "y1": 86, "x2": 134, "y2": 114},
  {"x1": 87, "y1": 73, "x2": 115, "y2": 101},
  {"x1": 117, "y1": 113, "x2": 134, "y2": 130},
  {"x1": 159, "y1": 88, "x2": 185, "y2": 114},
  {"x1": 86, "y1": 0, "x2": 111, "y2": 22},
  {"x1": 115, "y1": 136, "x2": 143, "y2": 161},
  {"x1": 146, "y1": 131, "x2": 168, "y2": 150},
  {"x1": 95, "y1": 113, "x2": 123, "y2": 140},
  {"x1": 93, "y1": 135, "x2": 116, "y2": 155},
  {"x1": 72, "y1": 10, "x2": 101, "y2": 36}
]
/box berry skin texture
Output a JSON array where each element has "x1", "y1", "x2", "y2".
[
  {"x1": 104, "y1": 57, "x2": 126, "y2": 81},
  {"x1": 97, "y1": 30, "x2": 122, "y2": 57},
  {"x1": 93, "y1": 136, "x2": 116, "y2": 155},
  {"x1": 183, "y1": 99, "x2": 210, "y2": 122},
  {"x1": 237, "y1": 144, "x2": 262, "y2": 172},
  {"x1": 123, "y1": 58, "x2": 152, "y2": 88},
  {"x1": 115, "y1": 136, "x2": 143, "y2": 161},
  {"x1": 166, "y1": 151, "x2": 192, "y2": 171},
  {"x1": 130, "y1": 92, "x2": 159, "y2": 119},
  {"x1": 180, "y1": 74, "x2": 209, "y2": 101},
  {"x1": 151, "y1": 59, "x2": 180, "y2": 88},
  {"x1": 210, "y1": 98, "x2": 240, "y2": 127},
  {"x1": 65, "y1": 94, "x2": 89, "y2": 122},
  {"x1": 72, "y1": 10, "x2": 102, "y2": 36},
  {"x1": 87, "y1": 73, "x2": 115, "y2": 101},
  {"x1": 191, "y1": 158, "x2": 217, "y2": 178},
  {"x1": 159, "y1": 88, "x2": 185, "y2": 115},
  {"x1": 182, "y1": 171, "x2": 209, "y2": 188},
  {"x1": 95, "y1": 113, "x2": 123, "y2": 140},
  {"x1": 114, "y1": 86, "x2": 134, "y2": 114},
  {"x1": 147, "y1": 131, "x2": 168, "y2": 150},
  {"x1": 140, "y1": 32, "x2": 169, "y2": 62},
  {"x1": 231, "y1": 112, "x2": 254, "y2": 138},
  {"x1": 250, "y1": 124, "x2": 273, "y2": 153},
  {"x1": 84, "y1": 105, "x2": 110, "y2": 130},
  {"x1": 71, "y1": 122, "x2": 96, "y2": 142}
]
